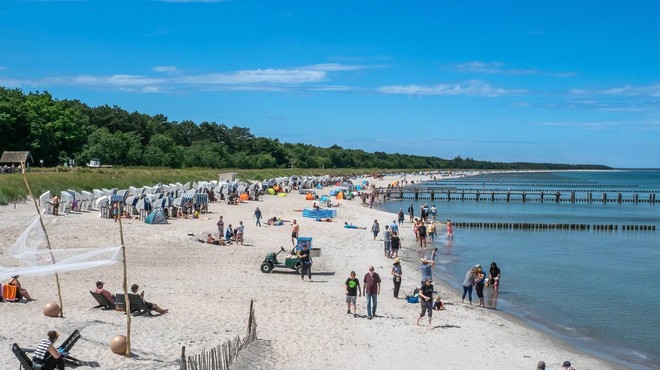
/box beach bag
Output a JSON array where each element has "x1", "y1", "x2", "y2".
[{"x1": 406, "y1": 296, "x2": 419, "y2": 304}]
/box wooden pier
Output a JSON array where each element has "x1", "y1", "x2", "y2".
[
  {"x1": 449, "y1": 222, "x2": 656, "y2": 231},
  {"x1": 379, "y1": 187, "x2": 659, "y2": 204}
]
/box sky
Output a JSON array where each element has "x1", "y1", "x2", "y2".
[{"x1": 0, "y1": 0, "x2": 658, "y2": 168}]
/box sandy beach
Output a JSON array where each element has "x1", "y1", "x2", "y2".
[{"x1": 0, "y1": 174, "x2": 621, "y2": 369}]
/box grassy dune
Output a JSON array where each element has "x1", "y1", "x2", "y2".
[{"x1": 0, "y1": 167, "x2": 387, "y2": 205}]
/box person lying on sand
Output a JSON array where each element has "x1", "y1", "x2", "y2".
[
  {"x1": 344, "y1": 222, "x2": 366, "y2": 229},
  {"x1": 316, "y1": 217, "x2": 334, "y2": 222}
]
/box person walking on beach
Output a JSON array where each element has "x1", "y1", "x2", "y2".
[
  {"x1": 431, "y1": 205, "x2": 437, "y2": 221},
  {"x1": 416, "y1": 278, "x2": 434, "y2": 328},
  {"x1": 254, "y1": 207, "x2": 262, "y2": 227},
  {"x1": 391, "y1": 258, "x2": 403, "y2": 298},
  {"x1": 371, "y1": 219, "x2": 380, "y2": 240},
  {"x1": 474, "y1": 265, "x2": 486, "y2": 307},
  {"x1": 216, "y1": 216, "x2": 224, "y2": 239},
  {"x1": 408, "y1": 204, "x2": 415, "y2": 222},
  {"x1": 390, "y1": 231, "x2": 401, "y2": 259},
  {"x1": 390, "y1": 220, "x2": 399, "y2": 235},
  {"x1": 462, "y1": 266, "x2": 476, "y2": 304},
  {"x1": 489, "y1": 262, "x2": 501, "y2": 292},
  {"x1": 383, "y1": 225, "x2": 392, "y2": 257},
  {"x1": 291, "y1": 219, "x2": 299, "y2": 246},
  {"x1": 363, "y1": 266, "x2": 381, "y2": 319},
  {"x1": 344, "y1": 271, "x2": 361, "y2": 317},
  {"x1": 299, "y1": 243, "x2": 313, "y2": 282}
]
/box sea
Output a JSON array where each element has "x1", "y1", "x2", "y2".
[{"x1": 382, "y1": 170, "x2": 660, "y2": 370}]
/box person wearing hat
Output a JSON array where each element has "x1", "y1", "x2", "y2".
[
  {"x1": 95, "y1": 280, "x2": 114, "y2": 305},
  {"x1": 390, "y1": 258, "x2": 403, "y2": 298},
  {"x1": 536, "y1": 361, "x2": 546, "y2": 370},
  {"x1": 416, "y1": 278, "x2": 434, "y2": 328},
  {"x1": 561, "y1": 360, "x2": 575, "y2": 370},
  {"x1": 32, "y1": 330, "x2": 65, "y2": 370}
]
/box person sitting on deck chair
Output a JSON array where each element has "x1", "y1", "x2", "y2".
[
  {"x1": 8, "y1": 275, "x2": 35, "y2": 301},
  {"x1": 130, "y1": 284, "x2": 168, "y2": 314},
  {"x1": 95, "y1": 280, "x2": 114, "y2": 305},
  {"x1": 32, "y1": 330, "x2": 65, "y2": 370}
]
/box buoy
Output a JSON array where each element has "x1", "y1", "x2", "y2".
[
  {"x1": 43, "y1": 302, "x2": 61, "y2": 317},
  {"x1": 110, "y1": 335, "x2": 127, "y2": 355}
]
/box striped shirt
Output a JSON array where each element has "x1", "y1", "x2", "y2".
[{"x1": 33, "y1": 338, "x2": 51, "y2": 362}]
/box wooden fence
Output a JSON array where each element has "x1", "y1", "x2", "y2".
[{"x1": 180, "y1": 300, "x2": 257, "y2": 370}]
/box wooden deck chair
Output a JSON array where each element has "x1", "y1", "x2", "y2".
[
  {"x1": 127, "y1": 293, "x2": 154, "y2": 316},
  {"x1": 12, "y1": 343, "x2": 33, "y2": 370},
  {"x1": 2, "y1": 283, "x2": 18, "y2": 302},
  {"x1": 89, "y1": 291, "x2": 114, "y2": 310}
]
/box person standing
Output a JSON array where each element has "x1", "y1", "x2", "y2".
[
  {"x1": 446, "y1": 219, "x2": 454, "y2": 239},
  {"x1": 489, "y1": 262, "x2": 501, "y2": 292},
  {"x1": 383, "y1": 225, "x2": 392, "y2": 257},
  {"x1": 431, "y1": 205, "x2": 437, "y2": 221},
  {"x1": 32, "y1": 330, "x2": 65, "y2": 370},
  {"x1": 419, "y1": 257, "x2": 435, "y2": 287},
  {"x1": 371, "y1": 219, "x2": 380, "y2": 240},
  {"x1": 291, "y1": 219, "x2": 299, "y2": 246},
  {"x1": 390, "y1": 231, "x2": 401, "y2": 259},
  {"x1": 407, "y1": 204, "x2": 415, "y2": 222},
  {"x1": 254, "y1": 207, "x2": 262, "y2": 227},
  {"x1": 416, "y1": 278, "x2": 434, "y2": 328},
  {"x1": 427, "y1": 222, "x2": 436, "y2": 242},
  {"x1": 390, "y1": 220, "x2": 399, "y2": 235},
  {"x1": 216, "y1": 216, "x2": 224, "y2": 239},
  {"x1": 475, "y1": 265, "x2": 486, "y2": 307},
  {"x1": 462, "y1": 267, "x2": 476, "y2": 304},
  {"x1": 391, "y1": 258, "x2": 403, "y2": 298},
  {"x1": 418, "y1": 222, "x2": 427, "y2": 249},
  {"x1": 235, "y1": 221, "x2": 245, "y2": 245},
  {"x1": 51, "y1": 194, "x2": 59, "y2": 216},
  {"x1": 344, "y1": 271, "x2": 361, "y2": 317},
  {"x1": 299, "y1": 243, "x2": 313, "y2": 281},
  {"x1": 397, "y1": 209, "x2": 405, "y2": 226},
  {"x1": 363, "y1": 266, "x2": 381, "y2": 319}
]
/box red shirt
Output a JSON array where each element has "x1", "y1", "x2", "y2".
[{"x1": 363, "y1": 272, "x2": 381, "y2": 294}]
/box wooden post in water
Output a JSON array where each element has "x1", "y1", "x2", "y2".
[{"x1": 602, "y1": 192, "x2": 607, "y2": 204}]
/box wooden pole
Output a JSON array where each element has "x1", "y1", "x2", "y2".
[
  {"x1": 247, "y1": 299, "x2": 254, "y2": 336},
  {"x1": 20, "y1": 162, "x2": 64, "y2": 317},
  {"x1": 118, "y1": 214, "x2": 132, "y2": 357}
]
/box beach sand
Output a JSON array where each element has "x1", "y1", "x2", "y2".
[{"x1": 0, "y1": 175, "x2": 621, "y2": 369}]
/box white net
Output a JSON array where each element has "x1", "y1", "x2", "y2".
[{"x1": 1, "y1": 216, "x2": 123, "y2": 280}]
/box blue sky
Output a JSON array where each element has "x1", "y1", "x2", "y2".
[{"x1": 1, "y1": 0, "x2": 658, "y2": 168}]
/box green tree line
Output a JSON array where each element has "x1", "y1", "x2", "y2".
[{"x1": 0, "y1": 87, "x2": 610, "y2": 170}]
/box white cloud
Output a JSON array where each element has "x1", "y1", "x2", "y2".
[
  {"x1": 301, "y1": 63, "x2": 367, "y2": 72},
  {"x1": 452, "y1": 61, "x2": 575, "y2": 77},
  {"x1": 153, "y1": 65, "x2": 178, "y2": 73},
  {"x1": 70, "y1": 74, "x2": 164, "y2": 87},
  {"x1": 599, "y1": 83, "x2": 660, "y2": 97},
  {"x1": 377, "y1": 80, "x2": 526, "y2": 97},
  {"x1": 177, "y1": 69, "x2": 326, "y2": 85}
]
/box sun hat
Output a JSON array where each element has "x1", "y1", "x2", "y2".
[{"x1": 393, "y1": 258, "x2": 401, "y2": 263}]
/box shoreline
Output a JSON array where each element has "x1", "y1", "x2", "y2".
[{"x1": 0, "y1": 173, "x2": 624, "y2": 369}]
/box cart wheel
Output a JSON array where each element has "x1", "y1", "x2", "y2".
[
  {"x1": 295, "y1": 264, "x2": 302, "y2": 275},
  {"x1": 260, "y1": 262, "x2": 273, "y2": 273}
]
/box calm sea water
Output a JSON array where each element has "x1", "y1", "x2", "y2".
[{"x1": 383, "y1": 171, "x2": 660, "y2": 369}]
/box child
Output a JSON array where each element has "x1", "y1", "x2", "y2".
[{"x1": 433, "y1": 295, "x2": 445, "y2": 310}]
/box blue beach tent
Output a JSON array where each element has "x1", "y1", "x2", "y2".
[{"x1": 144, "y1": 209, "x2": 168, "y2": 224}]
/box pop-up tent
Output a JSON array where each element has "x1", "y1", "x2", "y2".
[{"x1": 144, "y1": 209, "x2": 168, "y2": 224}]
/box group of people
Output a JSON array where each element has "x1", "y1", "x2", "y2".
[
  {"x1": 216, "y1": 215, "x2": 246, "y2": 245},
  {"x1": 344, "y1": 266, "x2": 381, "y2": 319},
  {"x1": 461, "y1": 262, "x2": 501, "y2": 307},
  {"x1": 94, "y1": 280, "x2": 168, "y2": 314}
]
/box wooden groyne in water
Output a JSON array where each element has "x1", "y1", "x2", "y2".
[
  {"x1": 379, "y1": 187, "x2": 659, "y2": 204},
  {"x1": 451, "y1": 222, "x2": 656, "y2": 231}
]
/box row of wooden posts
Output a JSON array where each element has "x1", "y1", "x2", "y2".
[
  {"x1": 451, "y1": 222, "x2": 656, "y2": 231},
  {"x1": 381, "y1": 188, "x2": 659, "y2": 204},
  {"x1": 180, "y1": 300, "x2": 257, "y2": 370}
]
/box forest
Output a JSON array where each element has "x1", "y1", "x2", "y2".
[{"x1": 0, "y1": 87, "x2": 610, "y2": 170}]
